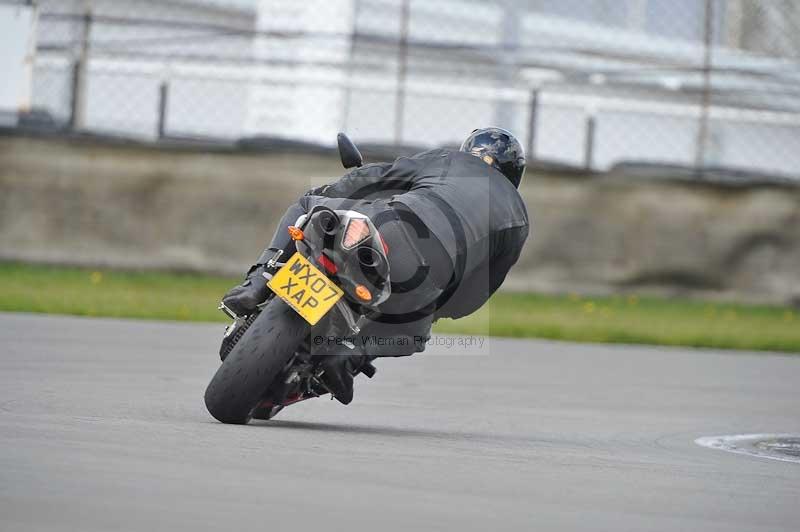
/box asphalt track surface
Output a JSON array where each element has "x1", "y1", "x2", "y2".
[{"x1": 1, "y1": 313, "x2": 798, "y2": 532}]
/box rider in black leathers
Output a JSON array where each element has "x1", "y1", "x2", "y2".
[{"x1": 222, "y1": 127, "x2": 530, "y2": 404}]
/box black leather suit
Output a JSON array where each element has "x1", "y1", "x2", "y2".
[{"x1": 265, "y1": 148, "x2": 529, "y2": 357}]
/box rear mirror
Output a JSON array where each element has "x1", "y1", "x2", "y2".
[{"x1": 337, "y1": 132, "x2": 363, "y2": 169}]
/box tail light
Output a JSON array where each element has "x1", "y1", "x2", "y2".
[{"x1": 342, "y1": 218, "x2": 370, "y2": 249}]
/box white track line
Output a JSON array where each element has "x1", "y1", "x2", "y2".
[{"x1": 695, "y1": 434, "x2": 800, "y2": 465}]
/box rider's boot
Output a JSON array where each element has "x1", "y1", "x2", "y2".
[
  {"x1": 318, "y1": 354, "x2": 372, "y2": 405},
  {"x1": 221, "y1": 247, "x2": 283, "y2": 316},
  {"x1": 223, "y1": 201, "x2": 307, "y2": 316}
]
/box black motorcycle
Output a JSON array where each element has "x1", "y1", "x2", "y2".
[{"x1": 204, "y1": 134, "x2": 390, "y2": 424}]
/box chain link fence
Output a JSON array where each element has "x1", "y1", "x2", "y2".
[{"x1": 11, "y1": 0, "x2": 800, "y2": 179}]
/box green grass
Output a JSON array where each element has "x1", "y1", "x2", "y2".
[
  {"x1": 0, "y1": 262, "x2": 236, "y2": 323},
  {"x1": 1, "y1": 262, "x2": 798, "y2": 353},
  {"x1": 435, "y1": 292, "x2": 800, "y2": 353}
]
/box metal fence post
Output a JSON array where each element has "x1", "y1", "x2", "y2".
[
  {"x1": 393, "y1": 0, "x2": 410, "y2": 146},
  {"x1": 340, "y1": 0, "x2": 361, "y2": 133},
  {"x1": 68, "y1": 5, "x2": 91, "y2": 132},
  {"x1": 584, "y1": 111, "x2": 596, "y2": 171},
  {"x1": 157, "y1": 81, "x2": 169, "y2": 140},
  {"x1": 694, "y1": 0, "x2": 714, "y2": 178},
  {"x1": 526, "y1": 88, "x2": 539, "y2": 160},
  {"x1": 495, "y1": 0, "x2": 521, "y2": 128}
]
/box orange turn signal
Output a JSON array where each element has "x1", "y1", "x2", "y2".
[
  {"x1": 287, "y1": 226, "x2": 304, "y2": 241},
  {"x1": 354, "y1": 284, "x2": 372, "y2": 301}
]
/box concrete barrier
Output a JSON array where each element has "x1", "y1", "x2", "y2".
[{"x1": 1, "y1": 134, "x2": 798, "y2": 305}]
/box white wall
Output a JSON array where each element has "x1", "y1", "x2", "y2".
[
  {"x1": 21, "y1": 0, "x2": 800, "y2": 178},
  {"x1": 0, "y1": 3, "x2": 37, "y2": 124},
  {"x1": 244, "y1": 0, "x2": 356, "y2": 144},
  {"x1": 31, "y1": 0, "x2": 257, "y2": 138}
]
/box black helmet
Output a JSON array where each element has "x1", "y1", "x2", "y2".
[{"x1": 460, "y1": 127, "x2": 526, "y2": 188}]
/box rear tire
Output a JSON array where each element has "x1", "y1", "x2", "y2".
[{"x1": 204, "y1": 298, "x2": 308, "y2": 424}]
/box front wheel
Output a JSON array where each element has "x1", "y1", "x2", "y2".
[{"x1": 204, "y1": 298, "x2": 308, "y2": 424}]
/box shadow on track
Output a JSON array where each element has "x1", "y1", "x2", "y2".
[{"x1": 252, "y1": 419, "x2": 582, "y2": 449}]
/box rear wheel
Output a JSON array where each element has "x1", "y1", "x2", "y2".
[{"x1": 204, "y1": 298, "x2": 308, "y2": 424}]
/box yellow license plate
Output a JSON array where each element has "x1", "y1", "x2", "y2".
[{"x1": 267, "y1": 252, "x2": 343, "y2": 325}]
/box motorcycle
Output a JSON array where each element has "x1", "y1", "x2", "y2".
[{"x1": 204, "y1": 134, "x2": 390, "y2": 424}]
